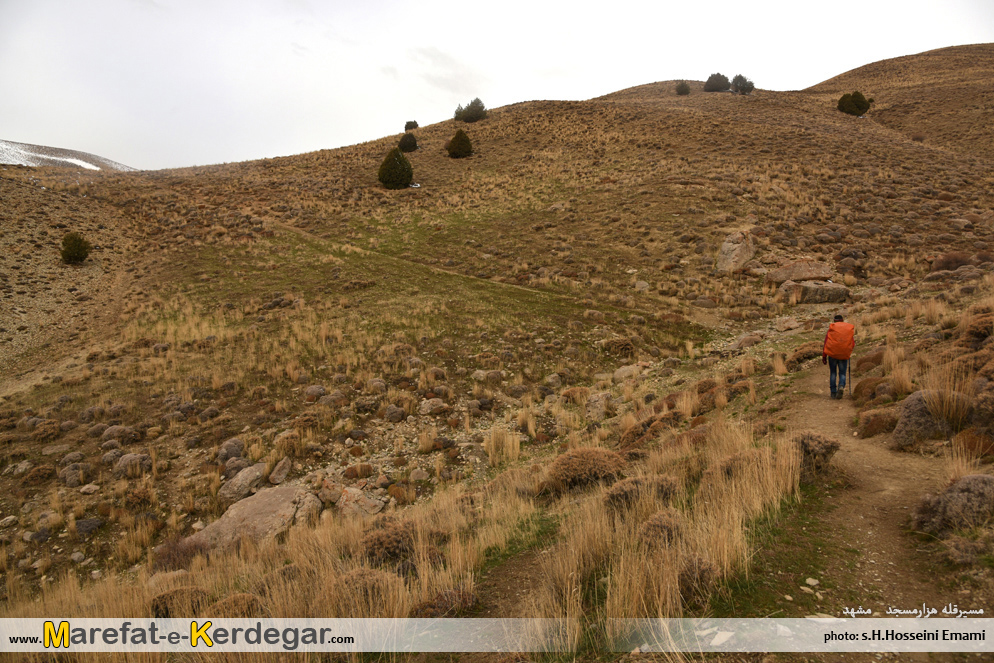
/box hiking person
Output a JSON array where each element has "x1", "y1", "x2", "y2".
[{"x1": 822, "y1": 314, "x2": 856, "y2": 399}]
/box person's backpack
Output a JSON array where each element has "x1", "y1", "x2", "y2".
[{"x1": 823, "y1": 322, "x2": 855, "y2": 360}]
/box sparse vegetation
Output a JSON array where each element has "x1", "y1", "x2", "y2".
[
  {"x1": 731, "y1": 74, "x2": 754, "y2": 95},
  {"x1": 837, "y1": 90, "x2": 871, "y2": 116},
  {"x1": 377, "y1": 147, "x2": 413, "y2": 189},
  {"x1": 398, "y1": 132, "x2": 418, "y2": 153},
  {"x1": 703, "y1": 72, "x2": 730, "y2": 92},
  {"x1": 454, "y1": 97, "x2": 487, "y2": 122},
  {"x1": 675, "y1": 81, "x2": 690, "y2": 96},
  {"x1": 446, "y1": 129, "x2": 473, "y2": 158},
  {"x1": 404, "y1": 120, "x2": 418, "y2": 131},
  {"x1": 60, "y1": 231, "x2": 91, "y2": 264}
]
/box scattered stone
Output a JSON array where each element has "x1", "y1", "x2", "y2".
[
  {"x1": 418, "y1": 398, "x2": 451, "y2": 416},
  {"x1": 218, "y1": 463, "x2": 267, "y2": 506},
  {"x1": 715, "y1": 231, "x2": 756, "y2": 274},
  {"x1": 112, "y1": 453, "x2": 153, "y2": 479},
  {"x1": 79, "y1": 483, "x2": 100, "y2": 495},
  {"x1": 766, "y1": 260, "x2": 833, "y2": 285},
  {"x1": 59, "y1": 463, "x2": 93, "y2": 488},
  {"x1": 778, "y1": 280, "x2": 849, "y2": 304},
  {"x1": 269, "y1": 457, "x2": 291, "y2": 485},
  {"x1": 217, "y1": 438, "x2": 244, "y2": 464},
  {"x1": 336, "y1": 487, "x2": 384, "y2": 516}
]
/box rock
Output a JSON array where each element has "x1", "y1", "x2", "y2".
[
  {"x1": 216, "y1": 438, "x2": 244, "y2": 464},
  {"x1": 336, "y1": 487, "x2": 384, "y2": 517},
  {"x1": 913, "y1": 474, "x2": 994, "y2": 535},
  {"x1": 87, "y1": 423, "x2": 108, "y2": 438},
  {"x1": 891, "y1": 391, "x2": 960, "y2": 450},
  {"x1": 41, "y1": 444, "x2": 71, "y2": 457},
  {"x1": 59, "y1": 463, "x2": 93, "y2": 487},
  {"x1": 729, "y1": 334, "x2": 763, "y2": 351},
  {"x1": 217, "y1": 463, "x2": 267, "y2": 506},
  {"x1": 112, "y1": 453, "x2": 153, "y2": 478},
  {"x1": 418, "y1": 398, "x2": 451, "y2": 416},
  {"x1": 223, "y1": 457, "x2": 250, "y2": 479},
  {"x1": 410, "y1": 468, "x2": 430, "y2": 481},
  {"x1": 366, "y1": 378, "x2": 387, "y2": 394},
  {"x1": 303, "y1": 385, "x2": 326, "y2": 402},
  {"x1": 70, "y1": 551, "x2": 86, "y2": 564},
  {"x1": 777, "y1": 280, "x2": 849, "y2": 304},
  {"x1": 199, "y1": 406, "x2": 220, "y2": 420},
  {"x1": 765, "y1": 260, "x2": 833, "y2": 285},
  {"x1": 692, "y1": 297, "x2": 718, "y2": 309},
  {"x1": 78, "y1": 406, "x2": 104, "y2": 423},
  {"x1": 0, "y1": 516, "x2": 17, "y2": 528},
  {"x1": 585, "y1": 392, "x2": 615, "y2": 422},
  {"x1": 146, "y1": 569, "x2": 190, "y2": 594},
  {"x1": 318, "y1": 479, "x2": 344, "y2": 505},
  {"x1": 79, "y1": 483, "x2": 100, "y2": 495},
  {"x1": 180, "y1": 486, "x2": 321, "y2": 552},
  {"x1": 470, "y1": 370, "x2": 488, "y2": 383},
  {"x1": 74, "y1": 518, "x2": 103, "y2": 537},
  {"x1": 613, "y1": 365, "x2": 639, "y2": 383},
  {"x1": 775, "y1": 317, "x2": 800, "y2": 332},
  {"x1": 269, "y1": 457, "x2": 291, "y2": 485},
  {"x1": 715, "y1": 231, "x2": 756, "y2": 274},
  {"x1": 384, "y1": 404, "x2": 405, "y2": 423}
]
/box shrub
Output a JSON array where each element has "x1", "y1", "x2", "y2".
[
  {"x1": 377, "y1": 147, "x2": 413, "y2": 189},
  {"x1": 731, "y1": 74, "x2": 754, "y2": 95},
  {"x1": 637, "y1": 507, "x2": 682, "y2": 546},
  {"x1": 703, "y1": 73, "x2": 730, "y2": 92},
  {"x1": 453, "y1": 97, "x2": 487, "y2": 122},
  {"x1": 404, "y1": 120, "x2": 418, "y2": 131},
  {"x1": 446, "y1": 129, "x2": 473, "y2": 158},
  {"x1": 542, "y1": 447, "x2": 626, "y2": 494},
  {"x1": 398, "y1": 132, "x2": 418, "y2": 153},
  {"x1": 60, "y1": 232, "x2": 91, "y2": 264},
  {"x1": 912, "y1": 474, "x2": 994, "y2": 535},
  {"x1": 675, "y1": 81, "x2": 691, "y2": 96},
  {"x1": 838, "y1": 90, "x2": 871, "y2": 116}
]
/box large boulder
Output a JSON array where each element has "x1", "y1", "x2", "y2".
[
  {"x1": 715, "y1": 232, "x2": 756, "y2": 274},
  {"x1": 217, "y1": 463, "x2": 268, "y2": 507},
  {"x1": 891, "y1": 390, "x2": 960, "y2": 450},
  {"x1": 179, "y1": 486, "x2": 321, "y2": 552},
  {"x1": 585, "y1": 392, "x2": 615, "y2": 422},
  {"x1": 765, "y1": 259, "x2": 833, "y2": 285},
  {"x1": 912, "y1": 474, "x2": 994, "y2": 535},
  {"x1": 777, "y1": 280, "x2": 849, "y2": 304}
]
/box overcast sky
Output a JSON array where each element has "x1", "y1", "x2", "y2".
[{"x1": 2, "y1": 0, "x2": 992, "y2": 170}]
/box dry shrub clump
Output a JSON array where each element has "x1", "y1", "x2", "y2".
[
  {"x1": 322, "y1": 567, "x2": 408, "y2": 618},
  {"x1": 603, "y1": 475, "x2": 680, "y2": 513},
  {"x1": 541, "y1": 447, "x2": 626, "y2": 495},
  {"x1": 637, "y1": 508, "x2": 683, "y2": 547},
  {"x1": 912, "y1": 474, "x2": 994, "y2": 536}
]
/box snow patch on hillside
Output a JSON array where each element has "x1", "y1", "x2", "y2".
[{"x1": 0, "y1": 139, "x2": 134, "y2": 171}]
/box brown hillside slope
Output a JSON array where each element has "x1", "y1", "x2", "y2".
[{"x1": 805, "y1": 43, "x2": 994, "y2": 159}]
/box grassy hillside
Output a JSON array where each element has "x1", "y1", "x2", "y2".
[{"x1": 1, "y1": 44, "x2": 994, "y2": 660}]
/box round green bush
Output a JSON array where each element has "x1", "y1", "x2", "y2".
[
  {"x1": 377, "y1": 147, "x2": 413, "y2": 189},
  {"x1": 60, "y1": 232, "x2": 92, "y2": 264},
  {"x1": 838, "y1": 90, "x2": 871, "y2": 116},
  {"x1": 731, "y1": 74, "x2": 754, "y2": 95},
  {"x1": 404, "y1": 120, "x2": 418, "y2": 131},
  {"x1": 703, "y1": 73, "x2": 730, "y2": 92},
  {"x1": 454, "y1": 98, "x2": 487, "y2": 123},
  {"x1": 398, "y1": 133, "x2": 418, "y2": 153},
  {"x1": 675, "y1": 81, "x2": 691, "y2": 96},
  {"x1": 446, "y1": 129, "x2": 473, "y2": 159}
]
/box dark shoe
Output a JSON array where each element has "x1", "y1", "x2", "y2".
[{"x1": 830, "y1": 391, "x2": 837, "y2": 399}]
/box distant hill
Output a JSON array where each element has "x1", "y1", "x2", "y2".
[
  {"x1": 805, "y1": 43, "x2": 994, "y2": 159},
  {"x1": 0, "y1": 138, "x2": 134, "y2": 171}
]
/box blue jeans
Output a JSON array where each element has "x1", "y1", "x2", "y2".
[{"x1": 829, "y1": 357, "x2": 849, "y2": 394}]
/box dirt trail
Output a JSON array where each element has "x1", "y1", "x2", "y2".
[{"x1": 781, "y1": 367, "x2": 982, "y2": 662}]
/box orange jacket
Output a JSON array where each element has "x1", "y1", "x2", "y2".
[{"x1": 823, "y1": 322, "x2": 856, "y2": 360}]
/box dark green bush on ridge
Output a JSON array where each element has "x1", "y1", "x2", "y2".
[
  {"x1": 60, "y1": 232, "x2": 91, "y2": 264},
  {"x1": 731, "y1": 74, "x2": 754, "y2": 95},
  {"x1": 454, "y1": 98, "x2": 487, "y2": 122},
  {"x1": 398, "y1": 133, "x2": 418, "y2": 153},
  {"x1": 446, "y1": 129, "x2": 472, "y2": 158},
  {"x1": 675, "y1": 81, "x2": 690, "y2": 96},
  {"x1": 838, "y1": 90, "x2": 871, "y2": 116},
  {"x1": 377, "y1": 147, "x2": 413, "y2": 189},
  {"x1": 404, "y1": 120, "x2": 418, "y2": 131},
  {"x1": 703, "y1": 73, "x2": 730, "y2": 92}
]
